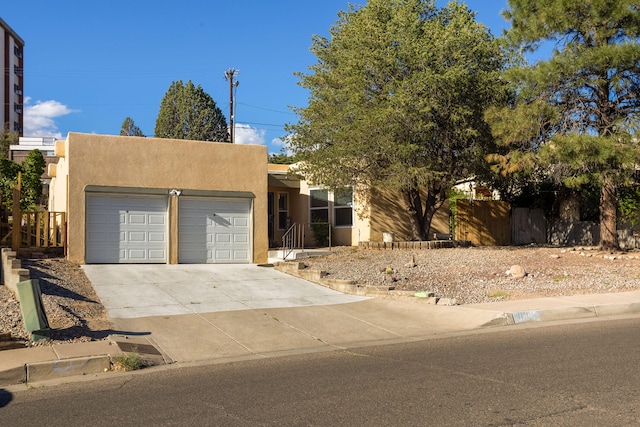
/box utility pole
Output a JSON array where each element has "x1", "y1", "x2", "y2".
[{"x1": 224, "y1": 68, "x2": 239, "y2": 143}]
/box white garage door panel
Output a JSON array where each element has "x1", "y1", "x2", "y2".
[
  {"x1": 179, "y1": 198, "x2": 252, "y2": 264},
  {"x1": 86, "y1": 195, "x2": 168, "y2": 264}
]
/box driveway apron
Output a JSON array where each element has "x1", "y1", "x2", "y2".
[{"x1": 82, "y1": 264, "x2": 368, "y2": 319}]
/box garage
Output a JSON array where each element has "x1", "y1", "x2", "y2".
[
  {"x1": 179, "y1": 197, "x2": 252, "y2": 263},
  {"x1": 50, "y1": 134, "x2": 268, "y2": 264},
  {"x1": 86, "y1": 194, "x2": 168, "y2": 264}
]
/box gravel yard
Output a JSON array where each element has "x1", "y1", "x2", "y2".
[
  {"x1": 299, "y1": 245, "x2": 640, "y2": 304},
  {"x1": 2, "y1": 245, "x2": 640, "y2": 348},
  {"x1": 0, "y1": 257, "x2": 113, "y2": 348}
]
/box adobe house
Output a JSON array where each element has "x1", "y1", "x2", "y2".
[
  {"x1": 48, "y1": 133, "x2": 268, "y2": 265},
  {"x1": 267, "y1": 163, "x2": 450, "y2": 248}
]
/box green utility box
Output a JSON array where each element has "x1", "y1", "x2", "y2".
[{"x1": 16, "y1": 279, "x2": 51, "y2": 341}]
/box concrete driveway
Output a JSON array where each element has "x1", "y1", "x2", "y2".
[
  {"x1": 81, "y1": 264, "x2": 505, "y2": 364},
  {"x1": 82, "y1": 263, "x2": 368, "y2": 319}
]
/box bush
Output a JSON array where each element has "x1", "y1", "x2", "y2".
[{"x1": 310, "y1": 222, "x2": 329, "y2": 247}]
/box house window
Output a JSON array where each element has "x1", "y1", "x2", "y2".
[
  {"x1": 310, "y1": 189, "x2": 329, "y2": 223},
  {"x1": 277, "y1": 192, "x2": 289, "y2": 230},
  {"x1": 334, "y1": 188, "x2": 353, "y2": 227}
]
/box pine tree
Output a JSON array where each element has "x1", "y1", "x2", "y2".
[
  {"x1": 154, "y1": 80, "x2": 228, "y2": 142},
  {"x1": 486, "y1": 0, "x2": 640, "y2": 250},
  {"x1": 120, "y1": 117, "x2": 145, "y2": 137}
]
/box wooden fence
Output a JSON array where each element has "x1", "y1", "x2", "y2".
[
  {"x1": 1, "y1": 211, "x2": 66, "y2": 253},
  {"x1": 455, "y1": 200, "x2": 511, "y2": 246}
]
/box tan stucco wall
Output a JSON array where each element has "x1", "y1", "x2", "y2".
[
  {"x1": 48, "y1": 139, "x2": 69, "y2": 213},
  {"x1": 52, "y1": 132, "x2": 268, "y2": 264},
  {"x1": 369, "y1": 188, "x2": 450, "y2": 241}
]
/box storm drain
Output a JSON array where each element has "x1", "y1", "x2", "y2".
[
  {"x1": 109, "y1": 336, "x2": 173, "y2": 367},
  {"x1": 115, "y1": 341, "x2": 162, "y2": 355}
]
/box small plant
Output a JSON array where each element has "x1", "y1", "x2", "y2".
[
  {"x1": 113, "y1": 350, "x2": 143, "y2": 371},
  {"x1": 385, "y1": 266, "x2": 393, "y2": 275},
  {"x1": 310, "y1": 222, "x2": 330, "y2": 247},
  {"x1": 489, "y1": 290, "x2": 509, "y2": 299}
]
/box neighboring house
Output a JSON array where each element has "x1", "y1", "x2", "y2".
[
  {"x1": 10, "y1": 137, "x2": 60, "y2": 197},
  {"x1": 267, "y1": 163, "x2": 451, "y2": 247},
  {"x1": 11, "y1": 136, "x2": 57, "y2": 161},
  {"x1": 452, "y1": 178, "x2": 500, "y2": 201},
  {"x1": 48, "y1": 133, "x2": 268, "y2": 265}
]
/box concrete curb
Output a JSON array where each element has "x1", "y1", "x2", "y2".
[
  {"x1": 0, "y1": 355, "x2": 113, "y2": 386},
  {"x1": 0, "y1": 335, "x2": 171, "y2": 387},
  {"x1": 26, "y1": 355, "x2": 112, "y2": 382},
  {"x1": 482, "y1": 302, "x2": 640, "y2": 327}
]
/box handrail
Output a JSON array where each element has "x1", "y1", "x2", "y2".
[
  {"x1": 281, "y1": 223, "x2": 305, "y2": 261},
  {"x1": 281, "y1": 222, "x2": 333, "y2": 260}
]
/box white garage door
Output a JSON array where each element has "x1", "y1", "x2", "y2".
[
  {"x1": 179, "y1": 197, "x2": 251, "y2": 263},
  {"x1": 86, "y1": 195, "x2": 168, "y2": 264}
]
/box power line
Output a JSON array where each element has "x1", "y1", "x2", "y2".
[{"x1": 237, "y1": 102, "x2": 295, "y2": 115}]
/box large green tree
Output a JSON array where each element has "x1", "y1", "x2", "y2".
[
  {"x1": 486, "y1": 0, "x2": 640, "y2": 250},
  {"x1": 0, "y1": 128, "x2": 44, "y2": 211},
  {"x1": 120, "y1": 117, "x2": 145, "y2": 137},
  {"x1": 0, "y1": 150, "x2": 46, "y2": 211},
  {"x1": 154, "y1": 80, "x2": 229, "y2": 142},
  {"x1": 286, "y1": 0, "x2": 505, "y2": 240},
  {"x1": 20, "y1": 150, "x2": 47, "y2": 210}
]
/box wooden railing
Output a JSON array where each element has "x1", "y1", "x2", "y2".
[
  {"x1": 1, "y1": 211, "x2": 67, "y2": 253},
  {"x1": 22, "y1": 211, "x2": 67, "y2": 249}
]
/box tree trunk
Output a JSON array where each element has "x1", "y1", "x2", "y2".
[
  {"x1": 403, "y1": 187, "x2": 426, "y2": 240},
  {"x1": 599, "y1": 174, "x2": 618, "y2": 251},
  {"x1": 422, "y1": 187, "x2": 445, "y2": 240},
  {"x1": 403, "y1": 183, "x2": 447, "y2": 241}
]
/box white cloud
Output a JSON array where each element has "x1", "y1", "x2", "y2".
[
  {"x1": 270, "y1": 135, "x2": 293, "y2": 155},
  {"x1": 233, "y1": 123, "x2": 265, "y2": 145},
  {"x1": 23, "y1": 97, "x2": 74, "y2": 138}
]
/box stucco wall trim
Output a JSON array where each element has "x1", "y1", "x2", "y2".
[
  {"x1": 85, "y1": 185, "x2": 171, "y2": 196},
  {"x1": 84, "y1": 185, "x2": 256, "y2": 199}
]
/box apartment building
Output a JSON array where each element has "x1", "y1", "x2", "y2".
[{"x1": 1, "y1": 17, "x2": 24, "y2": 136}]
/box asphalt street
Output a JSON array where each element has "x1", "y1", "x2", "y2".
[{"x1": 3, "y1": 315, "x2": 640, "y2": 426}]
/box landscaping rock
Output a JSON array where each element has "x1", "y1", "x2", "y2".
[{"x1": 508, "y1": 265, "x2": 526, "y2": 278}]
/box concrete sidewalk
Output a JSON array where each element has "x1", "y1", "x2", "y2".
[
  {"x1": 465, "y1": 290, "x2": 640, "y2": 325},
  {"x1": 2, "y1": 266, "x2": 640, "y2": 387}
]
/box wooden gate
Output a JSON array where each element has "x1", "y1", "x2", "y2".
[
  {"x1": 455, "y1": 200, "x2": 511, "y2": 246},
  {"x1": 512, "y1": 207, "x2": 546, "y2": 245}
]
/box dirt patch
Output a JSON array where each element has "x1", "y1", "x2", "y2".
[{"x1": 0, "y1": 256, "x2": 114, "y2": 348}]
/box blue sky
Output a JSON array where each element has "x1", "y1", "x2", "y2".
[{"x1": 4, "y1": 0, "x2": 509, "y2": 154}]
